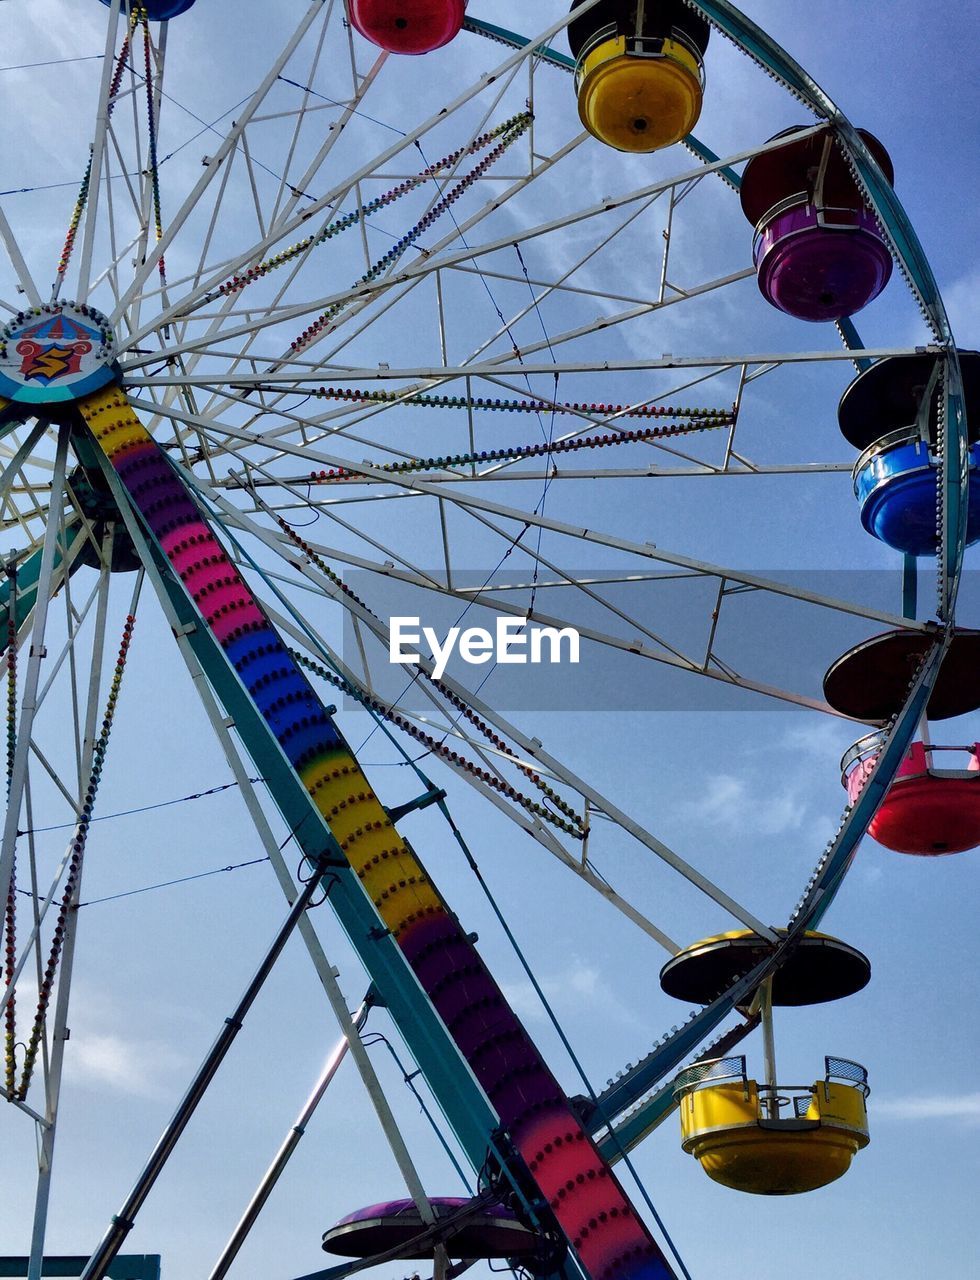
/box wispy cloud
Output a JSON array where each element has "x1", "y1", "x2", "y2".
[
  {"x1": 69, "y1": 1030, "x2": 188, "y2": 1100},
  {"x1": 940, "y1": 266, "x2": 980, "y2": 339},
  {"x1": 6, "y1": 979, "x2": 189, "y2": 1099},
  {"x1": 675, "y1": 716, "x2": 855, "y2": 841},
  {"x1": 501, "y1": 959, "x2": 631, "y2": 1026},
  {"x1": 778, "y1": 718, "x2": 853, "y2": 760},
  {"x1": 681, "y1": 771, "x2": 807, "y2": 837},
  {"x1": 875, "y1": 1093, "x2": 980, "y2": 1123},
  {"x1": 36, "y1": 984, "x2": 193, "y2": 1100},
  {"x1": 858, "y1": 862, "x2": 884, "y2": 887}
]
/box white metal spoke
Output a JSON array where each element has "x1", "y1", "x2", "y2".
[
  {"x1": 0, "y1": 205, "x2": 43, "y2": 308},
  {"x1": 136, "y1": 394, "x2": 926, "y2": 633},
  {"x1": 189, "y1": 482, "x2": 776, "y2": 939},
  {"x1": 109, "y1": 0, "x2": 331, "y2": 326},
  {"x1": 0, "y1": 426, "x2": 70, "y2": 916},
  {"x1": 26, "y1": 548, "x2": 118, "y2": 1280},
  {"x1": 118, "y1": 5, "x2": 599, "y2": 344},
  {"x1": 74, "y1": 0, "x2": 124, "y2": 304}
]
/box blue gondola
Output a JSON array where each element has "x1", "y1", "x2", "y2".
[
  {"x1": 98, "y1": 0, "x2": 196, "y2": 19},
  {"x1": 839, "y1": 352, "x2": 980, "y2": 555}
]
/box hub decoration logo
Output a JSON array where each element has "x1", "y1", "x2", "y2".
[
  {"x1": 17, "y1": 317, "x2": 93, "y2": 385},
  {"x1": 0, "y1": 302, "x2": 119, "y2": 408}
]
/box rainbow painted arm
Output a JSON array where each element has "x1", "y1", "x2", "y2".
[{"x1": 78, "y1": 384, "x2": 677, "y2": 1280}]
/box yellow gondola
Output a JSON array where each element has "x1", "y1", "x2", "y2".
[
  {"x1": 566, "y1": 0, "x2": 710, "y2": 152},
  {"x1": 663, "y1": 933, "x2": 872, "y2": 1193},
  {"x1": 675, "y1": 1055, "x2": 869, "y2": 1194}
]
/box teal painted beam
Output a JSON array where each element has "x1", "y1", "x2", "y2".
[
  {"x1": 836, "y1": 317, "x2": 873, "y2": 372},
  {"x1": 1, "y1": 524, "x2": 88, "y2": 655},
  {"x1": 802, "y1": 640, "x2": 943, "y2": 930},
  {"x1": 680, "y1": 136, "x2": 741, "y2": 190},
  {"x1": 464, "y1": 15, "x2": 576, "y2": 69},
  {"x1": 591, "y1": 1017, "x2": 757, "y2": 1155},
  {"x1": 0, "y1": 1261, "x2": 160, "y2": 1279},
  {"x1": 941, "y1": 350, "x2": 969, "y2": 620},
  {"x1": 902, "y1": 553, "x2": 918, "y2": 621},
  {"x1": 684, "y1": 1, "x2": 832, "y2": 105},
  {"x1": 596, "y1": 1084, "x2": 675, "y2": 1162}
]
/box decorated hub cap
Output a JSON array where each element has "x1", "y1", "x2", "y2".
[{"x1": 0, "y1": 302, "x2": 119, "y2": 408}]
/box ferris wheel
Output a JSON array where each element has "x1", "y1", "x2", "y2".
[{"x1": 0, "y1": 2, "x2": 974, "y2": 1278}]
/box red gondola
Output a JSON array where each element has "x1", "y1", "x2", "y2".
[
  {"x1": 843, "y1": 736, "x2": 980, "y2": 855},
  {"x1": 347, "y1": 0, "x2": 466, "y2": 55}
]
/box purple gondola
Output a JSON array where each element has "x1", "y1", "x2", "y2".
[
  {"x1": 740, "y1": 125, "x2": 893, "y2": 321},
  {"x1": 322, "y1": 1197, "x2": 543, "y2": 1259}
]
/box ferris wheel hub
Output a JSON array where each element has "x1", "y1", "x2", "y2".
[{"x1": 0, "y1": 302, "x2": 119, "y2": 413}]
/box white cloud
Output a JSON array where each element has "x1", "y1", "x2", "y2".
[
  {"x1": 500, "y1": 959, "x2": 628, "y2": 1025},
  {"x1": 778, "y1": 718, "x2": 853, "y2": 760},
  {"x1": 682, "y1": 771, "x2": 807, "y2": 837},
  {"x1": 875, "y1": 1093, "x2": 980, "y2": 1123},
  {"x1": 5, "y1": 982, "x2": 189, "y2": 1100},
  {"x1": 69, "y1": 1030, "x2": 187, "y2": 1099},
  {"x1": 940, "y1": 266, "x2": 980, "y2": 339},
  {"x1": 859, "y1": 863, "x2": 883, "y2": 887},
  {"x1": 24, "y1": 984, "x2": 194, "y2": 1100},
  {"x1": 675, "y1": 715, "x2": 856, "y2": 841}
]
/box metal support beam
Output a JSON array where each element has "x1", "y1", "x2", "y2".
[
  {"x1": 80, "y1": 850, "x2": 341, "y2": 1280},
  {"x1": 387, "y1": 787, "x2": 447, "y2": 825},
  {"x1": 27, "y1": 544, "x2": 118, "y2": 1280},
  {"x1": 208, "y1": 1000, "x2": 371, "y2": 1280}
]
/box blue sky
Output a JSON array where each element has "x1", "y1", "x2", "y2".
[{"x1": 1, "y1": 2, "x2": 979, "y2": 1278}]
